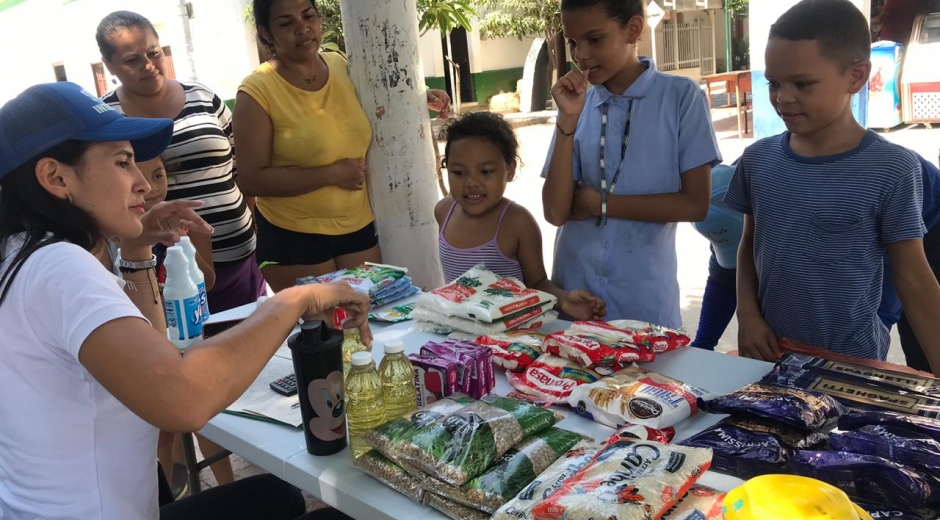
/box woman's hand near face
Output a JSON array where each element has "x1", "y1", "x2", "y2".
[{"x1": 122, "y1": 200, "x2": 214, "y2": 252}]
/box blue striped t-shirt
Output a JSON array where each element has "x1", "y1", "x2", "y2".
[{"x1": 724, "y1": 131, "x2": 926, "y2": 360}]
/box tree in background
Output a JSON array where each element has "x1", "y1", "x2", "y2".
[
  {"x1": 726, "y1": 0, "x2": 749, "y2": 70},
  {"x1": 474, "y1": 0, "x2": 565, "y2": 83},
  {"x1": 727, "y1": 0, "x2": 748, "y2": 19},
  {"x1": 245, "y1": 0, "x2": 475, "y2": 55}
]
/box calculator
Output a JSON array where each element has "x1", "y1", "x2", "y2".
[{"x1": 269, "y1": 373, "x2": 298, "y2": 396}]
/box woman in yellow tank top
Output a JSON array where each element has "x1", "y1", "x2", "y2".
[{"x1": 234, "y1": 0, "x2": 450, "y2": 292}]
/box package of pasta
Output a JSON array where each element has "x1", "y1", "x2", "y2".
[
  {"x1": 773, "y1": 353, "x2": 940, "y2": 397},
  {"x1": 424, "y1": 493, "x2": 490, "y2": 520},
  {"x1": 542, "y1": 330, "x2": 656, "y2": 368},
  {"x1": 570, "y1": 320, "x2": 692, "y2": 355},
  {"x1": 830, "y1": 415, "x2": 940, "y2": 473},
  {"x1": 450, "y1": 331, "x2": 546, "y2": 372},
  {"x1": 424, "y1": 428, "x2": 583, "y2": 513},
  {"x1": 568, "y1": 365, "x2": 714, "y2": 429},
  {"x1": 604, "y1": 423, "x2": 676, "y2": 446},
  {"x1": 699, "y1": 382, "x2": 846, "y2": 431},
  {"x1": 761, "y1": 360, "x2": 940, "y2": 419},
  {"x1": 507, "y1": 354, "x2": 607, "y2": 404},
  {"x1": 528, "y1": 439, "x2": 713, "y2": 520},
  {"x1": 679, "y1": 416, "x2": 828, "y2": 479},
  {"x1": 492, "y1": 440, "x2": 601, "y2": 520},
  {"x1": 394, "y1": 395, "x2": 561, "y2": 486},
  {"x1": 364, "y1": 394, "x2": 475, "y2": 466},
  {"x1": 369, "y1": 303, "x2": 415, "y2": 323},
  {"x1": 661, "y1": 486, "x2": 726, "y2": 520},
  {"x1": 419, "y1": 265, "x2": 556, "y2": 323},
  {"x1": 354, "y1": 450, "x2": 426, "y2": 503},
  {"x1": 789, "y1": 450, "x2": 938, "y2": 509}
]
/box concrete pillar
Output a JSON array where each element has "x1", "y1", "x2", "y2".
[{"x1": 339, "y1": 0, "x2": 444, "y2": 290}]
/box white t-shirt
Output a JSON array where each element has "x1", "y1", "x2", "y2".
[{"x1": 0, "y1": 238, "x2": 158, "y2": 520}]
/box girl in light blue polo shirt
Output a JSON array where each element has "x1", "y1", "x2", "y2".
[{"x1": 543, "y1": 0, "x2": 721, "y2": 328}]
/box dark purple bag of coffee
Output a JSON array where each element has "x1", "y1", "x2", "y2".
[
  {"x1": 830, "y1": 421, "x2": 940, "y2": 474},
  {"x1": 679, "y1": 416, "x2": 827, "y2": 480},
  {"x1": 789, "y1": 450, "x2": 938, "y2": 509},
  {"x1": 853, "y1": 498, "x2": 934, "y2": 520},
  {"x1": 839, "y1": 411, "x2": 940, "y2": 443},
  {"x1": 774, "y1": 353, "x2": 940, "y2": 397},
  {"x1": 699, "y1": 382, "x2": 845, "y2": 431}
]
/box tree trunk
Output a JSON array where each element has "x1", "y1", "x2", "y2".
[
  {"x1": 553, "y1": 31, "x2": 567, "y2": 83},
  {"x1": 339, "y1": 0, "x2": 444, "y2": 290}
]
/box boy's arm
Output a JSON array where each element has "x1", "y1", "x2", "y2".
[
  {"x1": 889, "y1": 239, "x2": 940, "y2": 375},
  {"x1": 736, "y1": 215, "x2": 780, "y2": 360},
  {"x1": 574, "y1": 164, "x2": 711, "y2": 223}
]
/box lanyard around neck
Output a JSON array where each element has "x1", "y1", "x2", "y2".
[{"x1": 597, "y1": 99, "x2": 634, "y2": 226}]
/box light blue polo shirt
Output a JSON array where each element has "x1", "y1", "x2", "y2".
[{"x1": 542, "y1": 58, "x2": 721, "y2": 328}]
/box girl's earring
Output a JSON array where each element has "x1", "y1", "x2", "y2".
[{"x1": 66, "y1": 193, "x2": 73, "y2": 205}]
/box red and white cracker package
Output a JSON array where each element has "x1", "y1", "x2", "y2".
[
  {"x1": 661, "y1": 486, "x2": 725, "y2": 520},
  {"x1": 507, "y1": 354, "x2": 608, "y2": 404},
  {"x1": 451, "y1": 331, "x2": 545, "y2": 372},
  {"x1": 568, "y1": 365, "x2": 715, "y2": 429},
  {"x1": 542, "y1": 330, "x2": 656, "y2": 368},
  {"x1": 570, "y1": 320, "x2": 691, "y2": 355},
  {"x1": 604, "y1": 423, "x2": 677, "y2": 446},
  {"x1": 529, "y1": 438, "x2": 712, "y2": 520}
]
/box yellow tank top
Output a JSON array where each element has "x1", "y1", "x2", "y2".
[{"x1": 238, "y1": 53, "x2": 374, "y2": 235}]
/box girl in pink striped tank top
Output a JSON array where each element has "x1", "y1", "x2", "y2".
[{"x1": 435, "y1": 112, "x2": 607, "y2": 321}]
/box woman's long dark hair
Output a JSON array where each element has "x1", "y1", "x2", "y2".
[{"x1": 0, "y1": 140, "x2": 102, "y2": 306}]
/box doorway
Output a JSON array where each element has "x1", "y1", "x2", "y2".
[{"x1": 441, "y1": 28, "x2": 474, "y2": 104}]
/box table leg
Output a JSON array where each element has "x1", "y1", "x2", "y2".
[
  {"x1": 735, "y1": 81, "x2": 743, "y2": 140},
  {"x1": 726, "y1": 81, "x2": 732, "y2": 107},
  {"x1": 706, "y1": 82, "x2": 713, "y2": 110},
  {"x1": 180, "y1": 433, "x2": 202, "y2": 494}
]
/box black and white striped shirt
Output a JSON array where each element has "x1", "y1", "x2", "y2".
[
  {"x1": 103, "y1": 83, "x2": 255, "y2": 264},
  {"x1": 725, "y1": 131, "x2": 926, "y2": 360}
]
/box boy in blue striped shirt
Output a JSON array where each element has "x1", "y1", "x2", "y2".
[{"x1": 724, "y1": 0, "x2": 940, "y2": 374}]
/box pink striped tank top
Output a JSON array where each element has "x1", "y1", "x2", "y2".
[{"x1": 439, "y1": 200, "x2": 525, "y2": 283}]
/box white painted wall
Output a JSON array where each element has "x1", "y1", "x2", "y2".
[
  {"x1": 0, "y1": 0, "x2": 258, "y2": 105},
  {"x1": 419, "y1": 25, "x2": 534, "y2": 79}
]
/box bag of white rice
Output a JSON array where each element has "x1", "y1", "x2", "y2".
[{"x1": 529, "y1": 439, "x2": 712, "y2": 520}]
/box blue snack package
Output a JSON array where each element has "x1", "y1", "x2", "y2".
[
  {"x1": 761, "y1": 361, "x2": 940, "y2": 419},
  {"x1": 830, "y1": 425, "x2": 940, "y2": 474},
  {"x1": 789, "y1": 450, "x2": 938, "y2": 509},
  {"x1": 698, "y1": 382, "x2": 846, "y2": 431},
  {"x1": 679, "y1": 416, "x2": 827, "y2": 480}
]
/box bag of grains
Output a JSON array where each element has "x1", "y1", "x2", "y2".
[
  {"x1": 424, "y1": 428, "x2": 583, "y2": 513},
  {"x1": 354, "y1": 450, "x2": 426, "y2": 503},
  {"x1": 491, "y1": 440, "x2": 600, "y2": 520}
]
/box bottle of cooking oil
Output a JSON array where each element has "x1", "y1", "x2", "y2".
[
  {"x1": 346, "y1": 351, "x2": 386, "y2": 458},
  {"x1": 379, "y1": 340, "x2": 417, "y2": 419},
  {"x1": 342, "y1": 330, "x2": 368, "y2": 379}
]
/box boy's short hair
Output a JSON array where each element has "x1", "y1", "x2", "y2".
[{"x1": 769, "y1": 0, "x2": 872, "y2": 70}]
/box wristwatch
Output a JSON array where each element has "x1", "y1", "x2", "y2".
[{"x1": 118, "y1": 254, "x2": 157, "y2": 273}]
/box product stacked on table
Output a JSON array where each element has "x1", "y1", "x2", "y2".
[
  {"x1": 681, "y1": 352, "x2": 940, "y2": 518},
  {"x1": 411, "y1": 265, "x2": 558, "y2": 335},
  {"x1": 355, "y1": 393, "x2": 722, "y2": 520},
  {"x1": 297, "y1": 263, "x2": 419, "y2": 309},
  {"x1": 410, "y1": 339, "x2": 497, "y2": 402}
]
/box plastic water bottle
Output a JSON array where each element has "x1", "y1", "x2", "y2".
[
  {"x1": 346, "y1": 351, "x2": 386, "y2": 458},
  {"x1": 163, "y1": 246, "x2": 203, "y2": 350},
  {"x1": 178, "y1": 236, "x2": 209, "y2": 323},
  {"x1": 379, "y1": 340, "x2": 417, "y2": 419}
]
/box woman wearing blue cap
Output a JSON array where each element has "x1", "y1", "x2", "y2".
[{"x1": 0, "y1": 83, "x2": 366, "y2": 520}]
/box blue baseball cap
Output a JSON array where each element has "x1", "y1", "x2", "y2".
[
  {"x1": 0, "y1": 82, "x2": 173, "y2": 180},
  {"x1": 692, "y1": 163, "x2": 744, "y2": 269}
]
